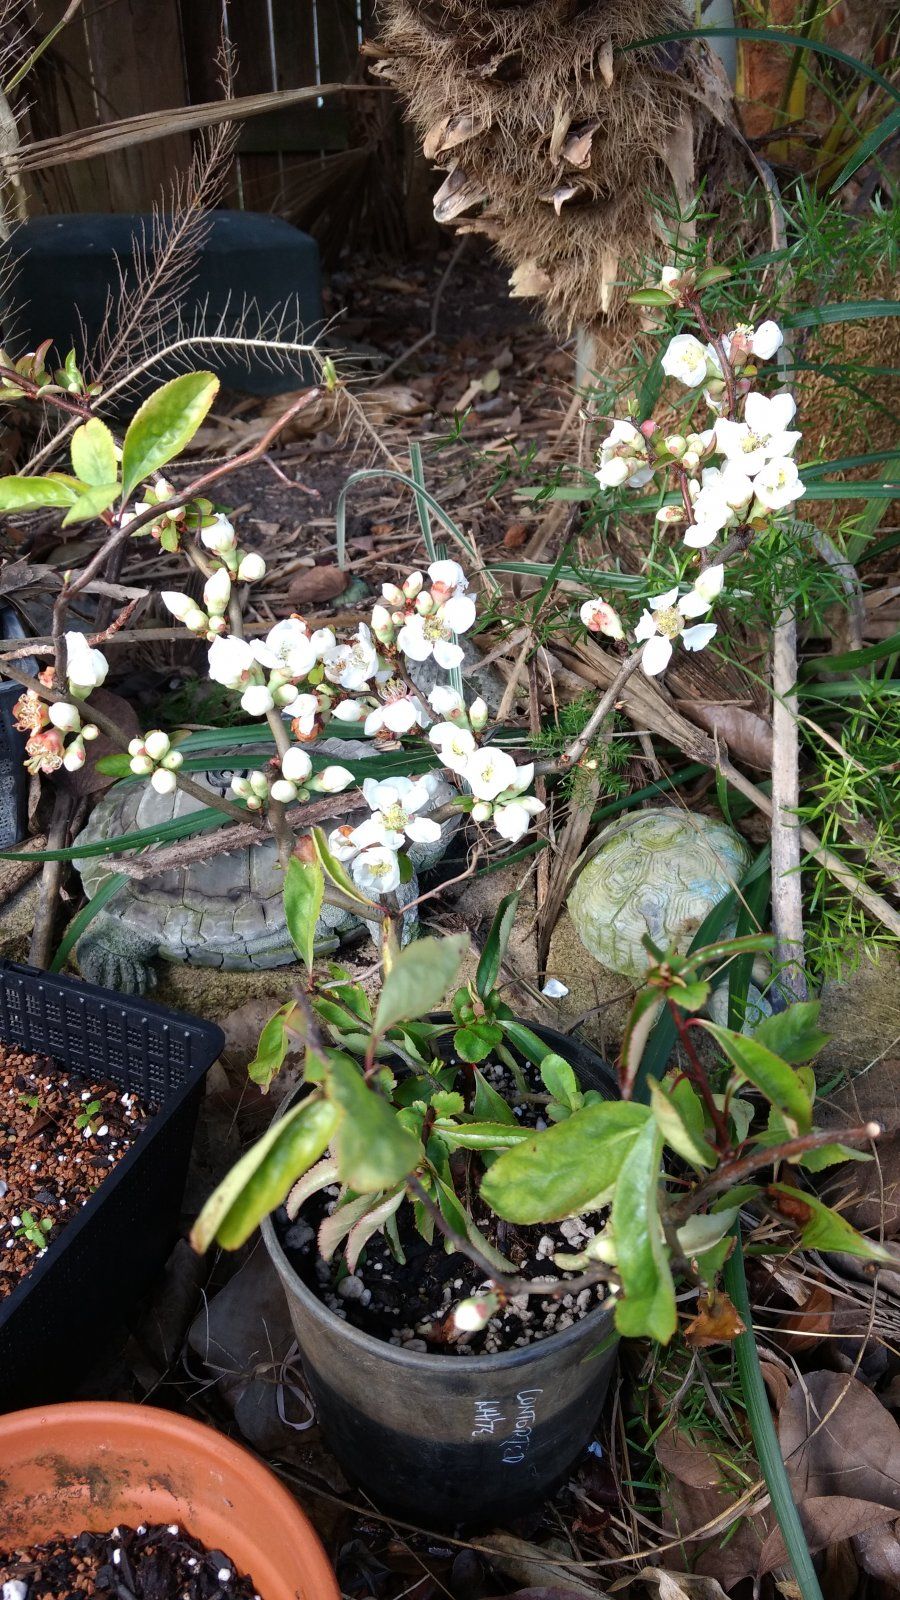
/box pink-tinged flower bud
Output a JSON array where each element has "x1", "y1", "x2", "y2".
[
  {"x1": 203, "y1": 567, "x2": 232, "y2": 616},
  {"x1": 415, "y1": 591, "x2": 435, "y2": 616},
  {"x1": 150, "y1": 767, "x2": 178, "y2": 795},
  {"x1": 664, "y1": 434, "x2": 686, "y2": 458},
  {"x1": 128, "y1": 738, "x2": 146, "y2": 758},
  {"x1": 468, "y1": 697, "x2": 488, "y2": 732},
  {"x1": 237, "y1": 551, "x2": 266, "y2": 583},
  {"x1": 453, "y1": 1292, "x2": 501, "y2": 1332},
  {"x1": 402, "y1": 570, "x2": 424, "y2": 600},
  {"x1": 230, "y1": 776, "x2": 253, "y2": 798},
  {"x1": 206, "y1": 614, "x2": 228, "y2": 636},
  {"x1": 639, "y1": 419, "x2": 656, "y2": 439},
  {"x1": 81, "y1": 724, "x2": 99, "y2": 742},
  {"x1": 681, "y1": 451, "x2": 699, "y2": 472},
  {"x1": 370, "y1": 604, "x2": 395, "y2": 645},
  {"x1": 381, "y1": 582, "x2": 405, "y2": 607},
  {"x1": 579, "y1": 598, "x2": 624, "y2": 640},
  {"x1": 62, "y1": 735, "x2": 86, "y2": 772},
  {"x1": 270, "y1": 778, "x2": 298, "y2": 804},
  {"x1": 245, "y1": 794, "x2": 264, "y2": 812}
]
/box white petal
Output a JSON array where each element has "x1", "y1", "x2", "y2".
[
  {"x1": 648, "y1": 586, "x2": 679, "y2": 610},
  {"x1": 682, "y1": 623, "x2": 717, "y2": 653},
  {"x1": 633, "y1": 609, "x2": 659, "y2": 642},
  {"x1": 433, "y1": 639, "x2": 464, "y2": 670},
  {"x1": 396, "y1": 620, "x2": 432, "y2": 662},
  {"x1": 678, "y1": 588, "x2": 712, "y2": 618},
  {"x1": 683, "y1": 522, "x2": 721, "y2": 549},
  {"x1": 441, "y1": 594, "x2": 477, "y2": 634},
  {"x1": 641, "y1": 635, "x2": 672, "y2": 676},
  {"x1": 405, "y1": 816, "x2": 442, "y2": 843}
]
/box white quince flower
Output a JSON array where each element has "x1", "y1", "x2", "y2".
[
  {"x1": 331, "y1": 699, "x2": 365, "y2": 723},
  {"x1": 253, "y1": 618, "x2": 317, "y2": 680},
  {"x1": 241, "y1": 684, "x2": 275, "y2": 716},
  {"x1": 464, "y1": 746, "x2": 520, "y2": 801},
  {"x1": 357, "y1": 777, "x2": 441, "y2": 850},
  {"x1": 323, "y1": 624, "x2": 379, "y2": 691},
  {"x1": 203, "y1": 567, "x2": 232, "y2": 616},
  {"x1": 596, "y1": 419, "x2": 652, "y2": 490},
  {"x1": 633, "y1": 586, "x2": 718, "y2": 677},
  {"x1": 281, "y1": 746, "x2": 313, "y2": 784},
  {"x1": 492, "y1": 793, "x2": 545, "y2": 842},
  {"x1": 397, "y1": 609, "x2": 464, "y2": 671},
  {"x1": 580, "y1": 598, "x2": 624, "y2": 639},
  {"x1": 351, "y1": 845, "x2": 401, "y2": 896},
  {"x1": 428, "y1": 559, "x2": 468, "y2": 601},
  {"x1": 208, "y1": 634, "x2": 256, "y2": 689},
  {"x1": 283, "y1": 691, "x2": 319, "y2": 735},
  {"x1": 750, "y1": 320, "x2": 783, "y2": 360},
  {"x1": 751, "y1": 456, "x2": 806, "y2": 511},
  {"x1": 364, "y1": 692, "x2": 426, "y2": 738},
  {"x1": 200, "y1": 514, "x2": 236, "y2": 553},
  {"x1": 429, "y1": 722, "x2": 476, "y2": 774},
  {"x1": 65, "y1": 632, "x2": 108, "y2": 696},
  {"x1": 691, "y1": 563, "x2": 725, "y2": 607},
  {"x1": 716, "y1": 391, "x2": 801, "y2": 475},
  {"x1": 661, "y1": 333, "x2": 711, "y2": 388}
]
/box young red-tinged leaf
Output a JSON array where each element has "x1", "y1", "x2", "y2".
[
  {"x1": 700, "y1": 1022, "x2": 813, "y2": 1135},
  {"x1": 612, "y1": 1121, "x2": 677, "y2": 1343},
  {"x1": 620, "y1": 987, "x2": 663, "y2": 1099},
  {"x1": 769, "y1": 1183, "x2": 894, "y2": 1263}
]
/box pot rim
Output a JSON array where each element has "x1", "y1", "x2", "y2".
[
  {"x1": 0, "y1": 1399, "x2": 337, "y2": 1596},
  {"x1": 262, "y1": 1017, "x2": 619, "y2": 1375}
]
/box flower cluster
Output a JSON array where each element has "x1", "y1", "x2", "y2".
[
  {"x1": 327, "y1": 774, "x2": 443, "y2": 894},
  {"x1": 13, "y1": 679, "x2": 99, "y2": 775},
  {"x1": 128, "y1": 729, "x2": 184, "y2": 795},
  {"x1": 371, "y1": 560, "x2": 477, "y2": 670},
  {"x1": 230, "y1": 752, "x2": 355, "y2": 812}
]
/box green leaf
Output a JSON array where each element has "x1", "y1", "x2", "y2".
[
  {"x1": 324, "y1": 1052, "x2": 420, "y2": 1190},
  {"x1": 797, "y1": 1141, "x2": 872, "y2": 1173},
  {"x1": 310, "y1": 825, "x2": 370, "y2": 905},
  {"x1": 454, "y1": 1021, "x2": 501, "y2": 1063},
  {"x1": 121, "y1": 372, "x2": 219, "y2": 500},
  {"x1": 70, "y1": 417, "x2": 118, "y2": 487},
  {"x1": 677, "y1": 1208, "x2": 739, "y2": 1258},
  {"x1": 829, "y1": 105, "x2": 900, "y2": 192},
  {"x1": 433, "y1": 1175, "x2": 512, "y2": 1272},
  {"x1": 783, "y1": 300, "x2": 900, "y2": 330},
  {"x1": 539, "y1": 1052, "x2": 579, "y2": 1109},
  {"x1": 191, "y1": 1095, "x2": 339, "y2": 1252},
  {"x1": 612, "y1": 1120, "x2": 676, "y2": 1343},
  {"x1": 700, "y1": 1023, "x2": 813, "y2": 1136},
  {"x1": 433, "y1": 1119, "x2": 529, "y2": 1151},
  {"x1": 620, "y1": 987, "x2": 664, "y2": 1099},
  {"x1": 0, "y1": 802, "x2": 230, "y2": 863},
  {"x1": 374, "y1": 933, "x2": 469, "y2": 1036},
  {"x1": 283, "y1": 856, "x2": 324, "y2": 974},
  {"x1": 480, "y1": 1102, "x2": 650, "y2": 1223},
  {"x1": 61, "y1": 482, "x2": 120, "y2": 526},
  {"x1": 649, "y1": 1077, "x2": 716, "y2": 1169},
  {"x1": 801, "y1": 631, "x2": 900, "y2": 675},
  {"x1": 476, "y1": 890, "x2": 519, "y2": 999},
  {"x1": 50, "y1": 871, "x2": 128, "y2": 972},
  {"x1": 770, "y1": 1183, "x2": 894, "y2": 1263},
  {"x1": 472, "y1": 1067, "x2": 518, "y2": 1125},
  {"x1": 248, "y1": 1003, "x2": 298, "y2": 1089},
  {"x1": 498, "y1": 1018, "x2": 554, "y2": 1065},
  {"x1": 0, "y1": 474, "x2": 79, "y2": 511},
  {"x1": 628, "y1": 287, "x2": 677, "y2": 306},
  {"x1": 752, "y1": 1002, "x2": 829, "y2": 1064}
]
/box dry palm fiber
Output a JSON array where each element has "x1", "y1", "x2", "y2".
[{"x1": 373, "y1": 0, "x2": 755, "y2": 333}]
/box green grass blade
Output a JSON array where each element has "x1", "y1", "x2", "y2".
[
  {"x1": 50, "y1": 871, "x2": 129, "y2": 973},
  {"x1": 829, "y1": 105, "x2": 900, "y2": 192},
  {"x1": 783, "y1": 301, "x2": 900, "y2": 329},
  {"x1": 0, "y1": 806, "x2": 231, "y2": 863},
  {"x1": 800, "y1": 631, "x2": 900, "y2": 674},
  {"x1": 487, "y1": 559, "x2": 645, "y2": 593},
  {"x1": 800, "y1": 482, "x2": 899, "y2": 501},
  {"x1": 724, "y1": 1235, "x2": 825, "y2": 1600}
]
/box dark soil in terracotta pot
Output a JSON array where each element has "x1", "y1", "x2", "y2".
[
  {"x1": 0, "y1": 1522, "x2": 259, "y2": 1600},
  {"x1": 273, "y1": 1051, "x2": 610, "y2": 1357},
  {"x1": 0, "y1": 1042, "x2": 154, "y2": 1298}
]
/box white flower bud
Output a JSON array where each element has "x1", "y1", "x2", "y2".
[
  {"x1": 415, "y1": 591, "x2": 434, "y2": 616},
  {"x1": 161, "y1": 591, "x2": 196, "y2": 623},
  {"x1": 206, "y1": 614, "x2": 228, "y2": 636},
  {"x1": 274, "y1": 682, "x2": 301, "y2": 707},
  {"x1": 81, "y1": 724, "x2": 99, "y2": 742},
  {"x1": 150, "y1": 767, "x2": 178, "y2": 795},
  {"x1": 161, "y1": 749, "x2": 183, "y2": 771},
  {"x1": 453, "y1": 1292, "x2": 501, "y2": 1332},
  {"x1": 200, "y1": 514, "x2": 237, "y2": 553},
  {"x1": 62, "y1": 735, "x2": 86, "y2": 772},
  {"x1": 309, "y1": 764, "x2": 355, "y2": 794},
  {"x1": 143, "y1": 729, "x2": 171, "y2": 762},
  {"x1": 240, "y1": 684, "x2": 276, "y2": 717},
  {"x1": 249, "y1": 771, "x2": 270, "y2": 799},
  {"x1": 381, "y1": 582, "x2": 405, "y2": 607},
  {"x1": 682, "y1": 450, "x2": 699, "y2": 472},
  {"x1": 370, "y1": 603, "x2": 395, "y2": 645},
  {"x1": 246, "y1": 795, "x2": 264, "y2": 812},
  {"x1": 230, "y1": 776, "x2": 253, "y2": 798},
  {"x1": 203, "y1": 567, "x2": 232, "y2": 616},
  {"x1": 471, "y1": 800, "x2": 492, "y2": 822},
  {"x1": 49, "y1": 702, "x2": 82, "y2": 733},
  {"x1": 468, "y1": 697, "x2": 488, "y2": 732},
  {"x1": 664, "y1": 434, "x2": 686, "y2": 457},
  {"x1": 281, "y1": 746, "x2": 313, "y2": 784},
  {"x1": 269, "y1": 778, "x2": 298, "y2": 804},
  {"x1": 129, "y1": 754, "x2": 154, "y2": 776},
  {"x1": 402, "y1": 571, "x2": 424, "y2": 600},
  {"x1": 128, "y1": 738, "x2": 145, "y2": 757},
  {"x1": 236, "y1": 551, "x2": 266, "y2": 583},
  {"x1": 184, "y1": 606, "x2": 209, "y2": 634}
]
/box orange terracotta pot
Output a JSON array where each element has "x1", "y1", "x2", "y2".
[{"x1": 0, "y1": 1402, "x2": 338, "y2": 1600}]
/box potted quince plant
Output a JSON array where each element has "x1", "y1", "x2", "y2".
[{"x1": 192, "y1": 872, "x2": 888, "y2": 1530}]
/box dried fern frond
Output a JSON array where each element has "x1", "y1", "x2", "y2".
[{"x1": 375, "y1": 0, "x2": 756, "y2": 332}]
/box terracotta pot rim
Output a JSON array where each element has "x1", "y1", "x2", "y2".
[{"x1": 0, "y1": 1400, "x2": 339, "y2": 1600}]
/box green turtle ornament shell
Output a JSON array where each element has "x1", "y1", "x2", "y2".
[
  {"x1": 568, "y1": 807, "x2": 750, "y2": 981},
  {"x1": 72, "y1": 743, "x2": 457, "y2": 994}
]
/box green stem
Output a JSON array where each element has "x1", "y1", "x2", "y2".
[{"x1": 723, "y1": 1234, "x2": 824, "y2": 1600}]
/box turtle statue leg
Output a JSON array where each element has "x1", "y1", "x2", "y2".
[{"x1": 76, "y1": 912, "x2": 161, "y2": 995}]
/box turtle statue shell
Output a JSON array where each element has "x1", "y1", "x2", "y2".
[
  {"x1": 72, "y1": 743, "x2": 458, "y2": 994},
  {"x1": 567, "y1": 807, "x2": 751, "y2": 982}
]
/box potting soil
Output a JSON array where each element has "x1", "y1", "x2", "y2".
[{"x1": 0, "y1": 1522, "x2": 259, "y2": 1599}]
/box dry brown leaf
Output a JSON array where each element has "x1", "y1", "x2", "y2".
[
  {"x1": 760, "y1": 1359, "x2": 792, "y2": 1413},
  {"x1": 655, "y1": 1429, "x2": 724, "y2": 1490},
  {"x1": 631, "y1": 1572, "x2": 730, "y2": 1600},
  {"x1": 288, "y1": 565, "x2": 348, "y2": 607},
  {"x1": 674, "y1": 700, "x2": 772, "y2": 768},
  {"x1": 759, "y1": 1495, "x2": 899, "y2": 1574},
  {"x1": 541, "y1": 183, "x2": 581, "y2": 217},
  {"x1": 478, "y1": 1534, "x2": 606, "y2": 1598},
  {"x1": 503, "y1": 521, "x2": 530, "y2": 550},
  {"x1": 780, "y1": 1371, "x2": 900, "y2": 1510},
  {"x1": 853, "y1": 1517, "x2": 900, "y2": 1582},
  {"x1": 683, "y1": 1292, "x2": 745, "y2": 1347},
  {"x1": 778, "y1": 1283, "x2": 834, "y2": 1352}
]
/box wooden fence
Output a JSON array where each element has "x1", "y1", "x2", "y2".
[{"x1": 15, "y1": 0, "x2": 385, "y2": 223}]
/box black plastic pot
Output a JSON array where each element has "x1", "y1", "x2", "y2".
[
  {"x1": 262, "y1": 1021, "x2": 619, "y2": 1528},
  {"x1": 0, "y1": 960, "x2": 223, "y2": 1412}
]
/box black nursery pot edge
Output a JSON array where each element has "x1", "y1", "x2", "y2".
[
  {"x1": 0, "y1": 961, "x2": 223, "y2": 1413},
  {"x1": 262, "y1": 1018, "x2": 621, "y2": 1529}
]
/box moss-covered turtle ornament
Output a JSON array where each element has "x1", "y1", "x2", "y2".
[{"x1": 568, "y1": 807, "x2": 750, "y2": 981}]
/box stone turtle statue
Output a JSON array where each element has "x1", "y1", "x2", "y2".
[
  {"x1": 73, "y1": 744, "x2": 457, "y2": 994},
  {"x1": 568, "y1": 807, "x2": 751, "y2": 982}
]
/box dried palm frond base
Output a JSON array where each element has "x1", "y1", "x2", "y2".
[{"x1": 372, "y1": 0, "x2": 758, "y2": 333}]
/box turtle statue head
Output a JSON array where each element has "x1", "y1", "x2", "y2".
[{"x1": 568, "y1": 807, "x2": 751, "y2": 982}]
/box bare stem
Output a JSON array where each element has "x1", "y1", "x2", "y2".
[{"x1": 668, "y1": 1121, "x2": 881, "y2": 1223}]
